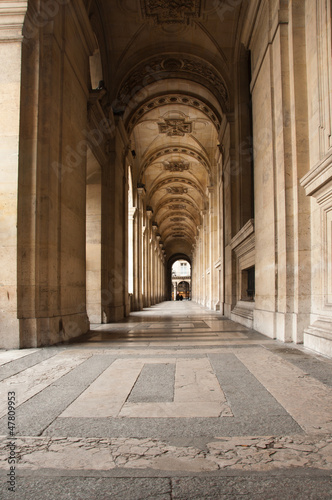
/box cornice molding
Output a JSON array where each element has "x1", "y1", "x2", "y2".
[{"x1": 0, "y1": 1, "x2": 28, "y2": 41}]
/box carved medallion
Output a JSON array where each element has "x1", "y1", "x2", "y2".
[
  {"x1": 164, "y1": 161, "x2": 190, "y2": 172},
  {"x1": 141, "y1": 0, "x2": 201, "y2": 24},
  {"x1": 166, "y1": 187, "x2": 189, "y2": 194},
  {"x1": 158, "y1": 118, "x2": 192, "y2": 137}
]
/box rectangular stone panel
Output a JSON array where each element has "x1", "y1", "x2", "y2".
[{"x1": 127, "y1": 363, "x2": 175, "y2": 403}]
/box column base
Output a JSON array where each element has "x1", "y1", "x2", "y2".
[
  {"x1": 304, "y1": 317, "x2": 332, "y2": 358},
  {"x1": 19, "y1": 312, "x2": 90, "y2": 348},
  {"x1": 253, "y1": 309, "x2": 276, "y2": 339},
  {"x1": 231, "y1": 301, "x2": 254, "y2": 329}
]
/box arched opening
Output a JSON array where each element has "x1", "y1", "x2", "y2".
[{"x1": 171, "y1": 260, "x2": 192, "y2": 300}]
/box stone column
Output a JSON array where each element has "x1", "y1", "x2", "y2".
[
  {"x1": 0, "y1": 2, "x2": 28, "y2": 347},
  {"x1": 17, "y1": 2, "x2": 96, "y2": 347},
  {"x1": 136, "y1": 186, "x2": 146, "y2": 310},
  {"x1": 128, "y1": 206, "x2": 136, "y2": 310},
  {"x1": 86, "y1": 176, "x2": 102, "y2": 323},
  {"x1": 146, "y1": 208, "x2": 153, "y2": 307},
  {"x1": 142, "y1": 223, "x2": 148, "y2": 307}
]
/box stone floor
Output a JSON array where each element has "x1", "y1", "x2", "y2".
[{"x1": 1, "y1": 301, "x2": 332, "y2": 498}]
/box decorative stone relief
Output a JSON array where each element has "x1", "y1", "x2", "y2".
[
  {"x1": 159, "y1": 211, "x2": 197, "y2": 227},
  {"x1": 141, "y1": 147, "x2": 210, "y2": 181},
  {"x1": 141, "y1": 0, "x2": 201, "y2": 24},
  {"x1": 158, "y1": 118, "x2": 192, "y2": 136},
  {"x1": 158, "y1": 197, "x2": 198, "y2": 212},
  {"x1": 116, "y1": 55, "x2": 229, "y2": 112},
  {"x1": 163, "y1": 161, "x2": 190, "y2": 172},
  {"x1": 126, "y1": 94, "x2": 221, "y2": 133},
  {"x1": 166, "y1": 186, "x2": 189, "y2": 194},
  {"x1": 169, "y1": 204, "x2": 186, "y2": 210}
]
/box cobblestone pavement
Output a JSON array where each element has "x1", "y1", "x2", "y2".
[{"x1": 1, "y1": 301, "x2": 332, "y2": 498}]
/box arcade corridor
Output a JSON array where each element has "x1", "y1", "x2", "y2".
[
  {"x1": 1, "y1": 1, "x2": 332, "y2": 495},
  {"x1": 1, "y1": 301, "x2": 332, "y2": 498}
]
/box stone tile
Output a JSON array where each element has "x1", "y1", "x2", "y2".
[
  {"x1": 235, "y1": 347, "x2": 332, "y2": 433},
  {"x1": 0, "y1": 355, "x2": 115, "y2": 436},
  {"x1": 127, "y1": 362, "x2": 175, "y2": 403},
  {"x1": 59, "y1": 359, "x2": 143, "y2": 418},
  {"x1": 0, "y1": 349, "x2": 38, "y2": 366},
  {"x1": 0, "y1": 349, "x2": 61, "y2": 382},
  {"x1": 0, "y1": 477, "x2": 171, "y2": 500},
  {"x1": 119, "y1": 401, "x2": 227, "y2": 418},
  {"x1": 0, "y1": 351, "x2": 91, "y2": 418},
  {"x1": 174, "y1": 358, "x2": 225, "y2": 403}
]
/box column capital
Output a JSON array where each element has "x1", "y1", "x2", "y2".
[
  {"x1": 0, "y1": 1, "x2": 28, "y2": 41},
  {"x1": 146, "y1": 207, "x2": 153, "y2": 219},
  {"x1": 129, "y1": 207, "x2": 137, "y2": 219},
  {"x1": 137, "y1": 184, "x2": 146, "y2": 198}
]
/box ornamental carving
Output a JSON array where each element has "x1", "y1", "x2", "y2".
[
  {"x1": 127, "y1": 94, "x2": 221, "y2": 133},
  {"x1": 164, "y1": 161, "x2": 190, "y2": 172},
  {"x1": 169, "y1": 204, "x2": 186, "y2": 210},
  {"x1": 166, "y1": 186, "x2": 188, "y2": 194},
  {"x1": 173, "y1": 233, "x2": 185, "y2": 238},
  {"x1": 158, "y1": 118, "x2": 192, "y2": 136},
  {"x1": 116, "y1": 55, "x2": 229, "y2": 112},
  {"x1": 171, "y1": 217, "x2": 185, "y2": 222},
  {"x1": 141, "y1": 147, "x2": 210, "y2": 180},
  {"x1": 141, "y1": 0, "x2": 201, "y2": 24}
]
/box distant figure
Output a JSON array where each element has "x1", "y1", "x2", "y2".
[
  {"x1": 176, "y1": 293, "x2": 180, "y2": 301},
  {"x1": 180, "y1": 294, "x2": 183, "y2": 301}
]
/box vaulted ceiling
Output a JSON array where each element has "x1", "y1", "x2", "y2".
[{"x1": 88, "y1": 0, "x2": 248, "y2": 257}]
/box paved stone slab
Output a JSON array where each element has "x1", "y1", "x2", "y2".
[
  {"x1": 0, "y1": 349, "x2": 38, "y2": 367},
  {"x1": 3, "y1": 434, "x2": 332, "y2": 473},
  {"x1": 0, "y1": 356, "x2": 115, "y2": 436},
  {"x1": 235, "y1": 347, "x2": 332, "y2": 433},
  {"x1": 0, "y1": 351, "x2": 92, "y2": 418},
  {"x1": 60, "y1": 359, "x2": 144, "y2": 418},
  {"x1": 0, "y1": 349, "x2": 60, "y2": 382},
  {"x1": 127, "y1": 363, "x2": 175, "y2": 403},
  {"x1": 171, "y1": 476, "x2": 332, "y2": 499},
  {"x1": 208, "y1": 353, "x2": 300, "y2": 425},
  {"x1": 1, "y1": 476, "x2": 171, "y2": 500},
  {"x1": 43, "y1": 411, "x2": 301, "y2": 438},
  {"x1": 1, "y1": 301, "x2": 332, "y2": 500},
  {"x1": 265, "y1": 345, "x2": 332, "y2": 387}
]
